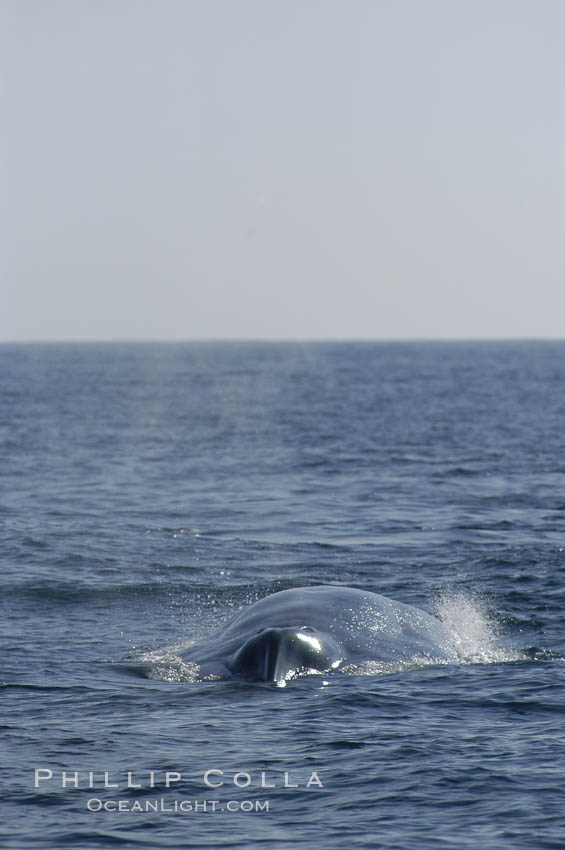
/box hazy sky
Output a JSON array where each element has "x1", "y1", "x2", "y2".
[{"x1": 2, "y1": 0, "x2": 563, "y2": 341}]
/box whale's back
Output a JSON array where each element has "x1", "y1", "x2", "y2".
[{"x1": 181, "y1": 586, "x2": 458, "y2": 681}]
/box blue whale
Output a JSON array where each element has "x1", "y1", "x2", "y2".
[{"x1": 181, "y1": 585, "x2": 459, "y2": 683}]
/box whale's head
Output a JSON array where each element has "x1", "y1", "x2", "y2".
[{"x1": 226, "y1": 626, "x2": 343, "y2": 683}]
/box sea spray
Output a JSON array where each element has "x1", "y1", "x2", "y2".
[{"x1": 433, "y1": 591, "x2": 511, "y2": 664}]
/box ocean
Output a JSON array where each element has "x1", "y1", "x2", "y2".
[{"x1": 1, "y1": 341, "x2": 564, "y2": 849}]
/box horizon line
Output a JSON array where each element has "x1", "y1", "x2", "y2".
[{"x1": 1, "y1": 336, "x2": 564, "y2": 346}]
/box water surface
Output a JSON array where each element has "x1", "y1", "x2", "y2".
[{"x1": 2, "y1": 341, "x2": 564, "y2": 848}]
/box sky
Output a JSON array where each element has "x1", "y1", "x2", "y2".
[{"x1": 2, "y1": 0, "x2": 563, "y2": 341}]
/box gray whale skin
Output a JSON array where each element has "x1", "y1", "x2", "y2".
[{"x1": 181, "y1": 585, "x2": 458, "y2": 683}]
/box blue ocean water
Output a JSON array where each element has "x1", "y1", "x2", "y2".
[{"x1": 1, "y1": 341, "x2": 564, "y2": 849}]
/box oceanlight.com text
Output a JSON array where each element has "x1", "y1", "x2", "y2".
[{"x1": 86, "y1": 798, "x2": 270, "y2": 813}]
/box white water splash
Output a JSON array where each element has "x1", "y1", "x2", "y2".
[
  {"x1": 132, "y1": 641, "x2": 208, "y2": 683},
  {"x1": 433, "y1": 591, "x2": 519, "y2": 664}
]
